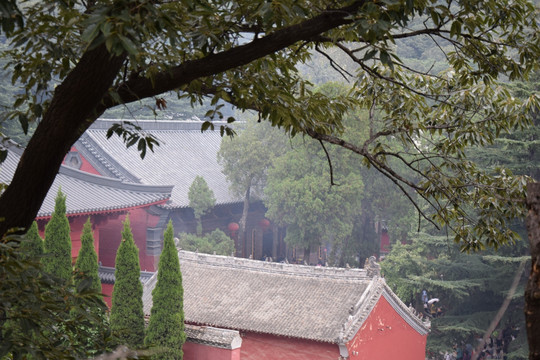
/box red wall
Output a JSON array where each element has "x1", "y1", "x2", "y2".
[
  {"x1": 183, "y1": 341, "x2": 240, "y2": 360},
  {"x1": 101, "y1": 283, "x2": 114, "y2": 308},
  {"x1": 380, "y1": 230, "x2": 390, "y2": 254},
  {"x1": 38, "y1": 215, "x2": 100, "y2": 262},
  {"x1": 63, "y1": 146, "x2": 102, "y2": 175},
  {"x1": 98, "y1": 208, "x2": 159, "y2": 272},
  {"x1": 38, "y1": 206, "x2": 159, "y2": 300},
  {"x1": 240, "y1": 332, "x2": 339, "y2": 360},
  {"x1": 347, "y1": 295, "x2": 427, "y2": 360}
]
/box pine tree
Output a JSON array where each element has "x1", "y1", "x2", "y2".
[
  {"x1": 43, "y1": 189, "x2": 72, "y2": 281},
  {"x1": 74, "y1": 218, "x2": 101, "y2": 292},
  {"x1": 145, "y1": 220, "x2": 186, "y2": 359},
  {"x1": 110, "y1": 215, "x2": 145, "y2": 347},
  {"x1": 20, "y1": 221, "x2": 44, "y2": 259}
]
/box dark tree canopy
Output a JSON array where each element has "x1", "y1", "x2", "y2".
[{"x1": 0, "y1": 233, "x2": 111, "y2": 359}]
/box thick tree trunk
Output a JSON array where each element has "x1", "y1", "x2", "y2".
[
  {"x1": 0, "y1": 45, "x2": 126, "y2": 236},
  {"x1": 526, "y1": 183, "x2": 540, "y2": 360},
  {"x1": 0, "y1": 2, "x2": 364, "y2": 237},
  {"x1": 471, "y1": 259, "x2": 526, "y2": 360},
  {"x1": 239, "y1": 184, "x2": 251, "y2": 257}
]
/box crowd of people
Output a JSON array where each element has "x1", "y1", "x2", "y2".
[
  {"x1": 421, "y1": 289, "x2": 519, "y2": 360},
  {"x1": 442, "y1": 325, "x2": 519, "y2": 360}
]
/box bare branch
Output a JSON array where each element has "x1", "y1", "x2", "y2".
[
  {"x1": 318, "y1": 139, "x2": 337, "y2": 186},
  {"x1": 315, "y1": 45, "x2": 353, "y2": 81}
]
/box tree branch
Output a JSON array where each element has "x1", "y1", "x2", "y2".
[{"x1": 97, "y1": 1, "x2": 367, "y2": 112}]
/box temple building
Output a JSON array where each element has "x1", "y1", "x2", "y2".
[
  {"x1": 0, "y1": 142, "x2": 173, "y2": 269},
  {"x1": 66, "y1": 119, "x2": 282, "y2": 268},
  {"x1": 0, "y1": 119, "x2": 429, "y2": 358},
  {"x1": 142, "y1": 251, "x2": 430, "y2": 360},
  {"x1": 0, "y1": 120, "x2": 285, "y2": 269}
]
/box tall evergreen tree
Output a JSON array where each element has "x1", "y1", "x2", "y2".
[
  {"x1": 20, "y1": 221, "x2": 44, "y2": 259},
  {"x1": 72, "y1": 218, "x2": 110, "y2": 357},
  {"x1": 110, "y1": 215, "x2": 145, "y2": 347},
  {"x1": 74, "y1": 218, "x2": 101, "y2": 292},
  {"x1": 43, "y1": 189, "x2": 72, "y2": 281},
  {"x1": 145, "y1": 220, "x2": 185, "y2": 359}
]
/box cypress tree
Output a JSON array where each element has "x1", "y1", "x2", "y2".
[
  {"x1": 110, "y1": 215, "x2": 145, "y2": 347},
  {"x1": 43, "y1": 189, "x2": 72, "y2": 281},
  {"x1": 74, "y1": 218, "x2": 101, "y2": 292},
  {"x1": 145, "y1": 220, "x2": 186, "y2": 359},
  {"x1": 73, "y1": 218, "x2": 110, "y2": 356},
  {"x1": 20, "y1": 221, "x2": 44, "y2": 259}
]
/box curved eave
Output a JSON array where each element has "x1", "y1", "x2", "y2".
[
  {"x1": 158, "y1": 199, "x2": 243, "y2": 210},
  {"x1": 340, "y1": 278, "x2": 431, "y2": 343},
  {"x1": 184, "y1": 320, "x2": 341, "y2": 344},
  {"x1": 59, "y1": 164, "x2": 174, "y2": 193},
  {"x1": 380, "y1": 286, "x2": 431, "y2": 336},
  {"x1": 36, "y1": 198, "x2": 169, "y2": 220}
]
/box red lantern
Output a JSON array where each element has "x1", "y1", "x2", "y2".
[
  {"x1": 258, "y1": 218, "x2": 270, "y2": 231},
  {"x1": 228, "y1": 222, "x2": 239, "y2": 232}
]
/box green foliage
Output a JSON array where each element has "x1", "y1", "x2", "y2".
[
  {"x1": 0, "y1": 0, "x2": 22, "y2": 35},
  {"x1": 106, "y1": 121, "x2": 159, "y2": 159},
  {"x1": 218, "y1": 117, "x2": 288, "y2": 199},
  {"x1": 0, "y1": 233, "x2": 111, "y2": 359},
  {"x1": 145, "y1": 221, "x2": 185, "y2": 360},
  {"x1": 1, "y1": 0, "x2": 540, "y2": 356},
  {"x1": 20, "y1": 221, "x2": 43, "y2": 259},
  {"x1": 381, "y1": 233, "x2": 529, "y2": 356},
  {"x1": 74, "y1": 218, "x2": 101, "y2": 292},
  {"x1": 43, "y1": 189, "x2": 72, "y2": 282},
  {"x1": 187, "y1": 176, "x2": 216, "y2": 236},
  {"x1": 0, "y1": 0, "x2": 538, "y2": 251},
  {"x1": 472, "y1": 72, "x2": 540, "y2": 182},
  {"x1": 264, "y1": 133, "x2": 364, "y2": 260},
  {"x1": 178, "y1": 229, "x2": 234, "y2": 256},
  {"x1": 110, "y1": 216, "x2": 145, "y2": 347}
]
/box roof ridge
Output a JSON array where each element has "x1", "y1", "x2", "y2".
[
  {"x1": 340, "y1": 278, "x2": 431, "y2": 342},
  {"x1": 185, "y1": 325, "x2": 242, "y2": 350},
  {"x1": 78, "y1": 134, "x2": 141, "y2": 183},
  {"x1": 177, "y1": 250, "x2": 371, "y2": 281},
  {"x1": 380, "y1": 279, "x2": 431, "y2": 334},
  {"x1": 90, "y1": 118, "x2": 232, "y2": 132},
  {"x1": 339, "y1": 277, "x2": 383, "y2": 342}
]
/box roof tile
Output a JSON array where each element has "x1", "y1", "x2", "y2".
[
  {"x1": 80, "y1": 119, "x2": 241, "y2": 208},
  {"x1": 142, "y1": 251, "x2": 430, "y2": 343}
]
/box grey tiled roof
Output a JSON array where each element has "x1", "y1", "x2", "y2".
[
  {"x1": 0, "y1": 144, "x2": 173, "y2": 218},
  {"x1": 99, "y1": 266, "x2": 156, "y2": 284},
  {"x1": 142, "y1": 251, "x2": 430, "y2": 343},
  {"x1": 78, "y1": 119, "x2": 241, "y2": 208}
]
